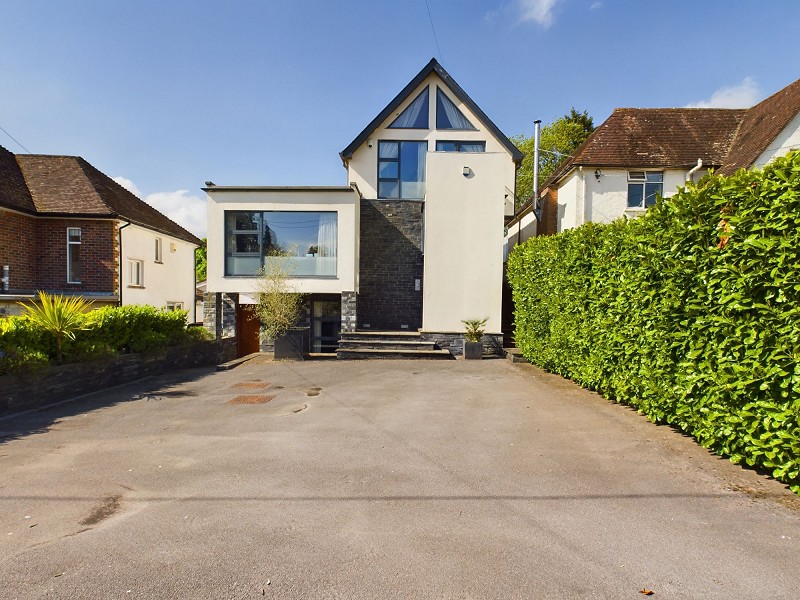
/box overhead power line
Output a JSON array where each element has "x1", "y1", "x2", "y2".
[
  {"x1": 424, "y1": 0, "x2": 444, "y2": 64},
  {"x1": 0, "y1": 124, "x2": 32, "y2": 153}
]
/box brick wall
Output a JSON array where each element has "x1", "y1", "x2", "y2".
[
  {"x1": 539, "y1": 187, "x2": 559, "y2": 236},
  {"x1": 0, "y1": 210, "x2": 37, "y2": 292},
  {"x1": 35, "y1": 219, "x2": 116, "y2": 293},
  {"x1": 358, "y1": 200, "x2": 423, "y2": 330}
]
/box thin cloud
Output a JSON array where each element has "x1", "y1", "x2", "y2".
[
  {"x1": 112, "y1": 176, "x2": 141, "y2": 197},
  {"x1": 113, "y1": 176, "x2": 207, "y2": 238},
  {"x1": 685, "y1": 77, "x2": 761, "y2": 108},
  {"x1": 516, "y1": 0, "x2": 563, "y2": 28},
  {"x1": 590, "y1": 1, "x2": 603, "y2": 9}
]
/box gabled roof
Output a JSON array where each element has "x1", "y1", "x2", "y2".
[
  {"x1": 718, "y1": 76, "x2": 800, "y2": 175},
  {"x1": 340, "y1": 58, "x2": 523, "y2": 163},
  {"x1": 0, "y1": 148, "x2": 201, "y2": 245}
]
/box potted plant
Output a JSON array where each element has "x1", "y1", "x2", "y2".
[
  {"x1": 252, "y1": 258, "x2": 307, "y2": 360},
  {"x1": 462, "y1": 318, "x2": 487, "y2": 360}
]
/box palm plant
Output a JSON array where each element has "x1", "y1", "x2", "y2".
[{"x1": 18, "y1": 292, "x2": 93, "y2": 363}]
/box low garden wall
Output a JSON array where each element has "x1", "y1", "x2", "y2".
[{"x1": 0, "y1": 338, "x2": 236, "y2": 415}]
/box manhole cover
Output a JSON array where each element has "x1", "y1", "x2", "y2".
[
  {"x1": 231, "y1": 382, "x2": 270, "y2": 390},
  {"x1": 227, "y1": 395, "x2": 275, "y2": 405}
]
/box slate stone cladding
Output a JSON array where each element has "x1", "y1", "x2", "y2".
[
  {"x1": 341, "y1": 291, "x2": 357, "y2": 333},
  {"x1": 358, "y1": 200, "x2": 423, "y2": 331}
]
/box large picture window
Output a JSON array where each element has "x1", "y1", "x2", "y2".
[
  {"x1": 225, "y1": 211, "x2": 337, "y2": 277},
  {"x1": 627, "y1": 171, "x2": 663, "y2": 208},
  {"x1": 378, "y1": 141, "x2": 427, "y2": 199}
]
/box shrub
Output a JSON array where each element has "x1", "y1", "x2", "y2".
[{"x1": 507, "y1": 151, "x2": 800, "y2": 494}]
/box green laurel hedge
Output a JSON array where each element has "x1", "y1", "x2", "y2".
[
  {"x1": 507, "y1": 152, "x2": 800, "y2": 493},
  {"x1": 0, "y1": 304, "x2": 210, "y2": 374}
]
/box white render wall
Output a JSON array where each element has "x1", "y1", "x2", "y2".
[
  {"x1": 504, "y1": 208, "x2": 537, "y2": 261},
  {"x1": 205, "y1": 189, "x2": 359, "y2": 297},
  {"x1": 120, "y1": 223, "x2": 197, "y2": 314},
  {"x1": 345, "y1": 72, "x2": 517, "y2": 215},
  {"x1": 423, "y1": 152, "x2": 506, "y2": 334},
  {"x1": 556, "y1": 167, "x2": 695, "y2": 232},
  {"x1": 754, "y1": 111, "x2": 800, "y2": 168}
]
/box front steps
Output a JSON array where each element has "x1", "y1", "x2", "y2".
[{"x1": 337, "y1": 331, "x2": 453, "y2": 360}]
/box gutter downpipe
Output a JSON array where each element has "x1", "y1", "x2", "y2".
[
  {"x1": 686, "y1": 158, "x2": 703, "y2": 182},
  {"x1": 117, "y1": 219, "x2": 131, "y2": 307},
  {"x1": 532, "y1": 119, "x2": 542, "y2": 223}
]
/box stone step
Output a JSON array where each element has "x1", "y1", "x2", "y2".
[
  {"x1": 340, "y1": 330, "x2": 422, "y2": 343},
  {"x1": 337, "y1": 339, "x2": 437, "y2": 351},
  {"x1": 336, "y1": 348, "x2": 453, "y2": 360}
]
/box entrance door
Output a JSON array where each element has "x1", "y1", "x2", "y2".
[
  {"x1": 312, "y1": 300, "x2": 340, "y2": 353},
  {"x1": 236, "y1": 304, "x2": 260, "y2": 357}
]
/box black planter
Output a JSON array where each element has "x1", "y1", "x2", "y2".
[
  {"x1": 463, "y1": 340, "x2": 483, "y2": 360},
  {"x1": 274, "y1": 328, "x2": 308, "y2": 360}
]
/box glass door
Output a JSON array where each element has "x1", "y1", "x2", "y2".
[{"x1": 312, "y1": 300, "x2": 341, "y2": 353}]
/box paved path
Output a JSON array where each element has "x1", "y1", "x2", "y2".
[{"x1": 0, "y1": 359, "x2": 798, "y2": 599}]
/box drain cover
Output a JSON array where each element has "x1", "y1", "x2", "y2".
[{"x1": 227, "y1": 394, "x2": 275, "y2": 405}]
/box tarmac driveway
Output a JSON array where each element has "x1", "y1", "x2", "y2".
[{"x1": 0, "y1": 358, "x2": 798, "y2": 599}]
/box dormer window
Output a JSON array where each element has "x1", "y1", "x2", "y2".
[
  {"x1": 388, "y1": 87, "x2": 429, "y2": 129},
  {"x1": 436, "y1": 87, "x2": 476, "y2": 130}
]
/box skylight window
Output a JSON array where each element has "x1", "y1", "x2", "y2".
[
  {"x1": 436, "y1": 87, "x2": 476, "y2": 130},
  {"x1": 388, "y1": 87, "x2": 429, "y2": 129}
]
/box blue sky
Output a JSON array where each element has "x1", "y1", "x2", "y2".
[{"x1": 2, "y1": 0, "x2": 799, "y2": 236}]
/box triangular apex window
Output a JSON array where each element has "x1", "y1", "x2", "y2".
[
  {"x1": 436, "y1": 87, "x2": 476, "y2": 130},
  {"x1": 388, "y1": 87, "x2": 429, "y2": 129}
]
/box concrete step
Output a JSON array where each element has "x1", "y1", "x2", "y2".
[{"x1": 337, "y1": 348, "x2": 453, "y2": 360}]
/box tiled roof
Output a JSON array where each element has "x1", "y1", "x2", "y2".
[
  {"x1": 718, "y1": 77, "x2": 800, "y2": 175},
  {"x1": 0, "y1": 146, "x2": 35, "y2": 213},
  {"x1": 552, "y1": 108, "x2": 746, "y2": 181},
  {"x1": 0, "y1": 151, "x2": 201, "y2": 245}
]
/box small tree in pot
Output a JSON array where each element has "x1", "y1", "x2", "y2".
[
  {"x1": 252, "y1": 257, "x2": 306, "y2": 359},
  {"x1": 462, "y1": 318, "x2": 487, "y2": 360}
]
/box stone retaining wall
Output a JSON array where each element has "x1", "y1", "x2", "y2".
[
  {"x1": 420, "y1": 332, "x2": 504, "y2": 357},
  {"x1": 0, "y1": 339, "x2": 237, "y2": 415}
]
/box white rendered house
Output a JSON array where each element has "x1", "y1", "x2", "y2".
[
  {"x1": 505, "y1": 75, "x2": 800, "y2": 249},
  {"x1": 204, "y1": 59, "x2": 522, "y2": 357}
]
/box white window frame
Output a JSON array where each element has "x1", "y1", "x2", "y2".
[
  {"x1": 67, "y1": 227, "x2": 81, "y2": 284},
  {"x1": 128, "y1": 259, "x2": 144, "y2": 287},
  {"x1": 165, "y1": 301, "x2": 184, "y2": 311},
  {"x1": 627, "y1": 171, "x2": 664, "y2": 209},
  {"x1": 155, "y1": 237, "x2": 163, "y2": 263}
]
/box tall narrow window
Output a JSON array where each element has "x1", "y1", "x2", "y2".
[
  {"x1": 129, "y1": 259, "x2": 144, "y2": 287},
  {"x1": 67, "y1": 227, "x2": 81, "y2": 284},
  {"x1": 155, "y1": 237, "x2": 163, "y2": 263},
  {"x1": 378, "y1": 141, "x2": 427, "y2": 199},
  {"x1": 436, "y1": 87, "x2": 476, "y2": 130},
  {"x1": 388, "y1": 87, "x2": 429, "y2": 129}
]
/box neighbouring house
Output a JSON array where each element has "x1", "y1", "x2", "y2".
[
  {"x1": 505, "y1": 75, "x2": 800, "y2": 254},
  {"x1": 0, "y1": 146, "x2": 202, "y2": 318},
  {"x1": 204, "y1": 58, "x2": 522, "y2": 357}
]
